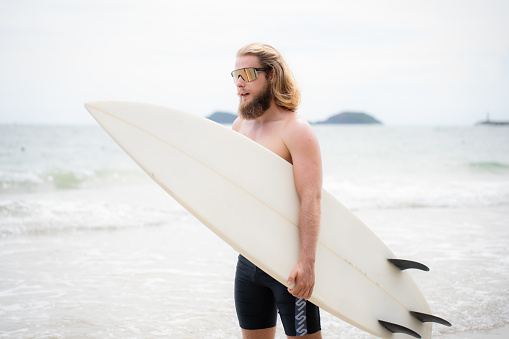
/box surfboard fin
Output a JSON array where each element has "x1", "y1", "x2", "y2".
[
  {"x1": 410, "y1": 311, "x2": 452, "y2": 327},
  {"x1": 378, "y1": 320, "x2": 421, "y2": 338},
  {"x1": 388, "y1": 259, "x2": 430, "y2": 271}
]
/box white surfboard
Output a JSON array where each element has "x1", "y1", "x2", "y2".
[{"x1": 85, "y1": 101, "x2": 447, "y2": 338}]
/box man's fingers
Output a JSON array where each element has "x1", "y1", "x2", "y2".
[
  {"x1": 292, "y1": 283, "x2": 314, "y2": 300},
  {"x1": 287, "y1": 269, "x2": 297, "y2": 290},
  {"x1": 288, "y1": 279, "x2": 312, "y2": 299}
]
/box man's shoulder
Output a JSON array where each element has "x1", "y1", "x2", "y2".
[
  {"x1": 284, "y1": 114, "x2": 314, "y2": 136},
  {"x1": 232, "y1": 116, "x2": 242, "y2": 132},
  {"x1": 282, "y1": 114, "x2": 319, "y2": 151}
]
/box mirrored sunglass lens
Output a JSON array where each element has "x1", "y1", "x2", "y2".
[
  {"x1": 232, "y1": 69, "x2": 246, "y2": 82},
  {"x1": 244, "y1": 68, "x2": 257, "y2": 81},
  {"x1": 232, "y1": 68, "x2": 258, "y2": 83}
]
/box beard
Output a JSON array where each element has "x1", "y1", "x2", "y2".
[{"x1": 238, "y1": 82, "x2": 272, "y2": 120}]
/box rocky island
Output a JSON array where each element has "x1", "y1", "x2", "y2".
[
  {"x1": 207, "y1": 111, "x2": 382, "y2": 125},
  {"x1": 207, "y1": 112, "x2": 237, "y2": 124},
  {"x1": 476, "y1": 113, "x2": 509, "y2": 126},
  {"x1": 314, "y1": 112, "x2": 382, "y2": 124}
]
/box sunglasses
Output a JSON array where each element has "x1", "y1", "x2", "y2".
[{"x1": 231, "y1": 67, "x2": 269, "y2": 83}]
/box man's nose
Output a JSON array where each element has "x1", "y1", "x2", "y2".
[{"x1": 235, "y1": 76, "x2": 246, "y2": 87}]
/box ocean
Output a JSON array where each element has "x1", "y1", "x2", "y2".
[{"x1": 1, "y1": 123, "x2": 508, "y2": 338}]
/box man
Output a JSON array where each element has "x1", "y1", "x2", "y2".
[{"x1": 231, "y1": 43, "x2": 323, "y2": 338}]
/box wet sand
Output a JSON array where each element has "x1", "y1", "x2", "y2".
[{"x1": 439, "y1": 324, "x2": 509, "y2": 339}]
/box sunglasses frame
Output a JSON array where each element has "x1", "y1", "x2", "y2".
[{"x1": 231, "y1": 67, "x2": 269, "y2": 83}]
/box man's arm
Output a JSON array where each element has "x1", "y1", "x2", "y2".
[{"x1": 284, "y1": 117, "x2": 322, "y2": 300}]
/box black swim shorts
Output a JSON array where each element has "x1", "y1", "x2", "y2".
[{"x1": 234, "y1": 254, "x2": 321, "y2": 336}]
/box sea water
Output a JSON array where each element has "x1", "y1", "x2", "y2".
[{"x1": 1, "y1": 124, "x2": 508, "y2": 338}]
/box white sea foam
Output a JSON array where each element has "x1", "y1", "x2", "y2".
[{"x1": 326, "y1": 176, "x2": 509, "y2": 209}]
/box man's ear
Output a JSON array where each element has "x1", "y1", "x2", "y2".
[{"x1": 268, "y1": 68, "x2": 275, "y2": 83}]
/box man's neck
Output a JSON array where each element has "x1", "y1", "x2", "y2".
[{"x1": 251, "y1": 101, "x2": 292, "y2": 123}]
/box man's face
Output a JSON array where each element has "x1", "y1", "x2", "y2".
[{"x1": 234, "y1": 55, "x2": 272, "y2": 120}]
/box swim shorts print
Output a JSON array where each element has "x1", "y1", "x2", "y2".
[{"x1": 234, "y1": 255, "x2": 321, "y2": 336}]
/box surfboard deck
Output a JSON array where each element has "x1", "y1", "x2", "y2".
[{"x1": 85, "y1": 101, "x2": 435, "y2": 338}]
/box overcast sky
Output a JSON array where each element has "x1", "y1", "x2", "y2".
[{"x1": 1, "y1": 0, "x2": 508, "y2": 125}]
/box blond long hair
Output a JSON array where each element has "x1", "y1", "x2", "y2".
[{"x1": 237, "y1": 43, "x2": 301, "y2": 112}]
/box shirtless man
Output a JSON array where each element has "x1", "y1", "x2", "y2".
[{"x1": 231, "y1": 43, "x2": 323, "y2": 338}]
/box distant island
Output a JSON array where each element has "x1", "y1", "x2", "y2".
[
  {"x1": 206, "y1": 111, "x2": 382, "y2": 125},
  {"x1": 476, "y1": 113, "x2": 509, "y2": 126},
  {"x1": 314, "y1": 112, "x2": 382, "y2": 125},
  {"x1": 207, "y1": 112, "x2": 237, "y2": 124}
]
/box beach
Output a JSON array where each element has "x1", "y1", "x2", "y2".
[{"x1": 1, "y1": 124, "x2": 508, "y2": 337}]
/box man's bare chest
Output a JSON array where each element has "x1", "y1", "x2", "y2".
[{"x1": 241, "y1": 127, "x2": 292, "y2": 164}]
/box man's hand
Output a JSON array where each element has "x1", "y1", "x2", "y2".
[{"x1": 287, "y1": 260, "x2": 315, "y2": 300}]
